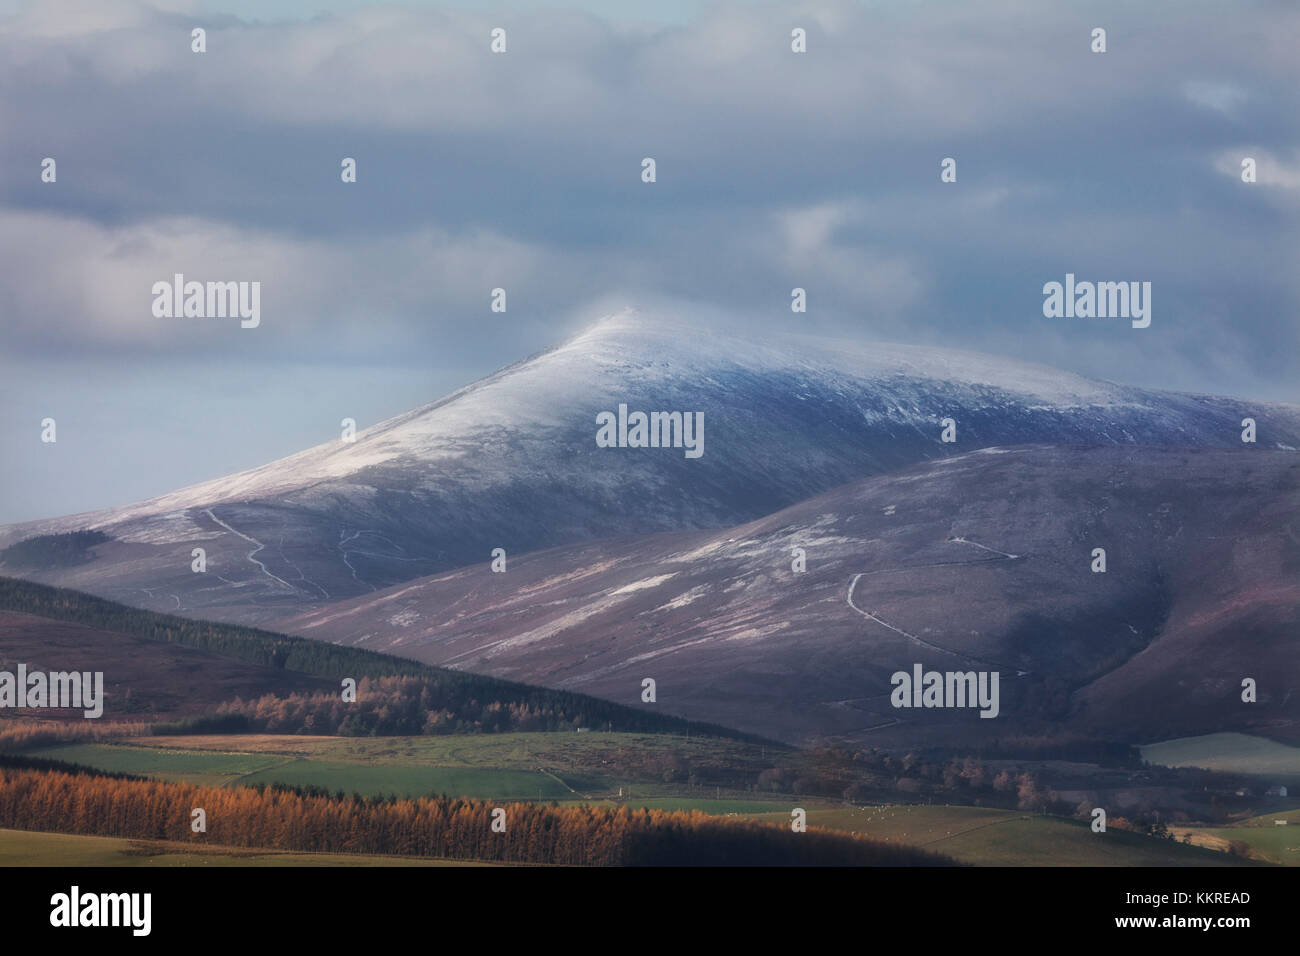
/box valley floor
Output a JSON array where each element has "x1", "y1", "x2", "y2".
[{"x1": 6, "y1": 730, "x2": 1290, "y2": 867}]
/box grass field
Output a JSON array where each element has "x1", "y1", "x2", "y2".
[
  {"x1": 26, "y1": 741, "x2": 579, "y2": 799},
  {"x1": 1179, "y1": 826, "x2": 1297, "y2": 866},
  {"x1": 616, "y1": 797, "x2": 809, "y2": 814},
  {"x1": 0, "y1": 828, "x2": 490, "y2": 866},
  {"x1": 1140, "y1": 733, "x2": 1300, "y2": 783},
  {"x1": 741, "y1": 805, "x2": 1259, "y2": 867},
  {"x1": 237, "y1": 761, "x2": 573, "y2": 799},
  {"x1": 1173, "y1": 808, "x2": 1300, "y2": 866},
  {"x1": 12, "y1": 731, "x2": 1279, "y2": 867},
  {"x1": 26, "y1": 731, "x2": 781, "y2": 800},
  {"x1": 127, "y1": 731, "x2": 781, "y2": 774},
  {"x1": 24, "y1": 743, "x2": 281, "y2": 788}
]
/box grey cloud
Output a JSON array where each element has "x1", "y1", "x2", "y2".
[{"x1": 0, "y1": 0, "x2": 1295, "y2": 394}]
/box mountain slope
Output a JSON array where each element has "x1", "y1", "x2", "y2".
[
  {"x1": 0, "y1": 576, "x2": 760, "y2": 740},
  {"x1": 3, "y1": 310, "x2": 1298, "y2": 624},
  {"x1": 277, "y1": 445, "x2": 1300, "y2": 747},
  {"x1": 0, "y1": 609, "x2": 333, "y2": 722}
]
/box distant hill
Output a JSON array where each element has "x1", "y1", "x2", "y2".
[
  {"x1": 0, "y1": 577, "x2": 759, "y2": 740},
  {"x1": 277, "y1": 445, "x2": 1300, "y2": 748},
  {"x1": 0, "y1": 608, "x2": 331, "y2": 721}
]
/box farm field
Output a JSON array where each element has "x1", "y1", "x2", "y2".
[
  {"x1": 128, "y1": 731, "x2": 782, "y2": 772},
  {"x1": 25, "y1": 741, "x2": 576, "y2": 799},
  {"x1": 1172, "y1": 808, "x2": 1300, "y2": 866},
  {"x1": 0, "y1": 828, "x2": 491, "y2": 867},
  {"x1": 25, "y1": 731, "x2": 782, "y2": 800},
  {"x1": 1140, "y1": 733, "x2": 1300, "y2": 783},
  {"x1": 740, "y1": 805, "x2": 1261, "y2": 867},
  {"x1": 237, "y1": 761, "x2": 571, "y2": 800},
  {"x1": 13, "y1": 731, "x2": 1283, "y2": 867},
  {"x1": 23, "y1": 743, "x2": 281, "y2": 788}
]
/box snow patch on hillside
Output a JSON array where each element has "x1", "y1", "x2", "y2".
[{"x1": 611, "y1": 573, "x2": 678, "y2": 595}]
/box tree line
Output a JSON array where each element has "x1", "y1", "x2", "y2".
[
  {"x1": 0, "y1": 531, "x2": 109, "y2": 571},
  {"x1": 0, "y1": 717, "x2": 148, "y2": 753},
  {"x1": 0, "y1": 764, "x2": 953, "y2": 866},
  {"x1": 154, "y1": 677, "x2": 602, "y2": 736}
]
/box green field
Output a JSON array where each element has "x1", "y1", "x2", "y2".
[
  {"x1": 28, "y1": 741, "x2": 577, "y2": 799},
  {"x1": 1176, "y1": 808, "x2": 1300, "y2": 866},
  {"x1": 1188, "y1": 825, "x2": 1298, "y2": 866},
  {"x1": 619, "y1": 797, "x2": 810, "y2": 814},
  {"x1": 13, "y1": 732, "x2": 1280, "y2": 867},
  {"x1": 25, "y1": 743, "x2": 280, "y2": 788},
  {"x1": 114, "y1": 731, "x2": 779, "y2": 773},
  {"x1": 742, "y1": 805, "x2": 1259, "y2": 867},
  {"x1": 0, "y1": 828, "x2": 490, "y2": 867},
  {"x1": 237, "y1": 761, "x2": 572, "y2": 799},
  {"x1": 1141, "y1": 733, "x2": 1300, "y2": 782},
  {"x1": 27, "y1": 731, "x2": 780, "y2": 800}
]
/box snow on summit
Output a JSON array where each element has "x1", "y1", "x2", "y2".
[
  {"x1": 2, "y1": 308, "x2": 1298, "y2": 627},
  {"x1": 11, "y1": 311, "x2": 1141, "y2": 531}
]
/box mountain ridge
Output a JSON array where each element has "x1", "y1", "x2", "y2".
[{"x1": 2, "y1": 310, "x2": 1297, "y2": 625}]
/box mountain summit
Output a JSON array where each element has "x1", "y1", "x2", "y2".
[{"x1": 3, "y1": 310, "x2": 1297, "y2": 624}]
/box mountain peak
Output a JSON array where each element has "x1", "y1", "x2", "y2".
[{"x1": 3, "y1": 314, "x2": 1298, "y2": 626}]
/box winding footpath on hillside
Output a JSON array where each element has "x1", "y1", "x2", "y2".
[
  {"x1": 203, "y1": 507, "x2": 296, "y2": 592},
  {"x1": 845, "y1": 537, "x2": 1024, "y2": 672}
]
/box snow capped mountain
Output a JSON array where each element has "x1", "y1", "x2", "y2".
[{"x1": 3, "y1": 308, "x2": 1298, "y2": 624}]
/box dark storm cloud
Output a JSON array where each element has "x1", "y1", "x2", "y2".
[
  {"x1": 1, "y1": 0, "x2": 1297, "y2": 386},
  {"x1": 0, "y1": 0, "x2": 1296, "y2": 521}
]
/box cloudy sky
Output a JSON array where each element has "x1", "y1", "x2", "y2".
[{"x1": 1, "y1": 0, "x2": 1297, "y2": 524}]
